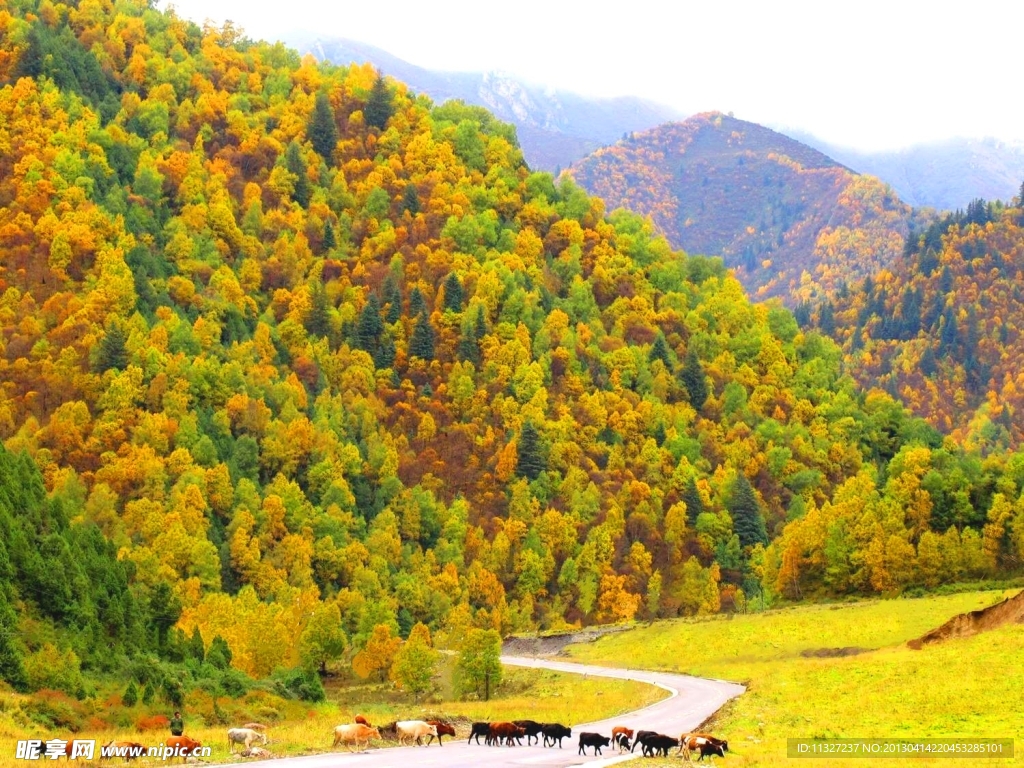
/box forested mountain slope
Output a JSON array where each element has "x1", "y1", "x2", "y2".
[
  {"x1": 567, "y1": 112, "x2": 916, "y2": 303},
  {"x1": 0, "y1": 0, "x2": 1021, "y2": 694},
  {"x1": 802, "y1": 195, "x2": 1024, "y2": 450}
]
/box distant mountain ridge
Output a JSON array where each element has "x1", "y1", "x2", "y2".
[
  {"x1": 789, "y1": 132, "x2": 1024, "y2": 211},
  {"x1": 290, "y1": 35, "x2": 682, "y2": 172},
  {"x1": 567, "y1": 112, "x2": 916, "y2": 303}
]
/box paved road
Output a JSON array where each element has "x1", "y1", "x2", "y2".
[{"x1": 219, "y1": 656, "x2": 744, "y2": 768}]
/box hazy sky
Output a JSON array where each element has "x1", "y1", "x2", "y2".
[{"x1": 160, "y1": 0, "x2": 1023, "y2": 152}]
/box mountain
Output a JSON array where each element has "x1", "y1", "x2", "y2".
[
  {"x1": 801, "y1": 197, "x2": 1024, "y2": 450},
  {"x1": 0, "y1": 0, "x2": 1020, "y2": 701},
  {"x1": 566, "y1": 112, "x2": 918, "y2": 303},
  {"x1": 790, "y1": 132, "x2": 1024, "y2": 211},
  {"x1": 291, "y1": 36, "x2": 682, "y2": 172}
]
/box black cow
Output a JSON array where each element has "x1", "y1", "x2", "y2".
[
  {"x1": 512, "y1": 720, "x2": 543, "y2": 746},
  {"x1": 642, "y1": 734, "x2": 679, "y2": 757},
  {"x1": 614, "y1": 732, "x2": 632, "y2": 752},
  {"x1": 631, "y1": 730, "x2": 659, "y2": 753},
  {"x1": 578, "y1": 733, "x2": 611, "y2": 756},
  {"x1": 468, "y1": 722, "x2": 490, "y2": 745},
  {"x1": 541, "y1": 723, "x2": 572, "y2": 748}
]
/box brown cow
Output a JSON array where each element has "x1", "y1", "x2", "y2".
[
  {"x1": 425, "y1": 721, "x2": 456, "y2": 746},
  {"x1": 611, "y1": 727, "x2": 634, "y2": 752},
  {"x1": 165, "y1": 736, "x2": 202, "y2": 764},
  {"x1": 332, "y1": 724, "x2": 382, "y2": 752},
  {"x1": 487, "y1": 722, "x2": 526, "y2": 746},
  {"x1": 354, "y1": 715, "x2": 371, "y2": 727}
]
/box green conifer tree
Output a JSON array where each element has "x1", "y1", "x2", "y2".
[
  {"x1": 682, "y1": 476, "x2": 703, "y2": 527},
  {"x1": 680, "y1": 348, "x2": 708, "y2": 409},
  {"x1": 409, "y1": 286, "x2": 426, "y2": 317},
  {"x1": 408, "y1": 313, "x2": 435, "y2": 361},
  {"x1": 305, "y1": 282, "x2": 332, "y2": 339},
  {"x1": 307, "y1": 91, "x2": 339, "y2": 161},
  {"x1": 649, "y1": 334, "x2": 672, "y2": 366},
  {"x1": 95, "y1": 319, "x2": 129, "y2": 373},
  {"x1": 364, "y1": 71, "x2": 394, "y2": 131},
  {"x1": 730, "y1": 475, "x2": 768, "y2": 548},
  {"x1": 401, "y1": 183, "x2": 421, "y2": 215},
  {"x1": 516, "y1": 421, "x2": 546, "y2": 480},
  {"x1": 189, "y1": 626, "x2": 204, "y2": 663},
  {"x1": 285, "y1": 141, "x2": 310, "y2": 207},
  {"x1": 442, "y1": 273, "x2": 464, "y2": 312},
  {"x1": 322, "y1": 220, "x2": 337, "y2": 252},
  {"x1": 356, "y1": 294, "x2": 384, "y2": 351},
  {"x1": 123, "y1": 679, "x2": 139, "y2": 707}
]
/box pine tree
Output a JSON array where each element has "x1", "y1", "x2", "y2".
[
  {"x1": 516, "y1": 421, "x2": 545, "y2": 480},
  {"x1": 123, "y1": 679, "x2": 139, "y2": 707},
  {"x1": 649, "y1": 334, "x2": 672, "y2": 366},
  {"x1": 442, "y1": 273, "x2": 464, "y2": 312},
  {"x1": 285, "y1": 141, "x2": 310, "y2": 207},
  {"x1": 322, "y1": 220, "x2": 336, "y2": 252},
  {"x1": 356, "y1": 294, "x2": 384, "y2": 351},
  {"x1": 207, "y1": 635, "x2": 232, "y2": 670},
  {"x1": 457, "y1": 332, "x2": 480, "y2": 365},
  {"x1": 409, "y1": 286, "x2": 426, "y2": 317},
  {"x1": 730, "y1": 474, "x2": 768, "y2": 548},
  {"x1": 188, "y1": 625, "x2": 204, "y2": 663},
  {"x1": 373, "y1": 332, "x2": 396, "y2": 369},
  {"x1": 305, "y1": 282, "x2": 332, "y2": 339},
  {"x1": 364, "y1": 71, "x2": 394, "y2": 131},
  {"x1": 473, "y1": 304, "x2": 488, "y2": 339},
  {"x1": 95, "y1": 319, "x2": 129, "y2": 373},
  {"x1": 680, "y1": 348, "x2": 708, "y2": 409},
  {"x1": 682, "y1": 476, "x2": 703, "y2": 527},
  {"x1": 408, "y1": 312, "x2": 435, "y2": 360},
  {"x1": 307, "y1": 91, "x2": 339, "y2": 161},
  {"x1": 818, "y1": 300, "x2": 836, "y2": 335},
  {"x1": 382, "y1": 275, "x2": 402, "y2": 324},
  {"x1": 401, "y1": 183, "x2": 421, "y2": 215}
]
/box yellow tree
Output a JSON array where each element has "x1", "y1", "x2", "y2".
[{"x1": 352, "y1": 624, "x2": 401, "y2": 682}]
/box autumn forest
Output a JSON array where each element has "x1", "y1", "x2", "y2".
[{"x1": 1, "y1": 0, "x2": 1023, "y2": 722}]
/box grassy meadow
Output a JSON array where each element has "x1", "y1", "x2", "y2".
[
  {"x1": 0, "y1": 662, "x2": 663, "y2": 766},
  {"x1": 567, "y1": 589, "x2": 1024, "y2": 767}
]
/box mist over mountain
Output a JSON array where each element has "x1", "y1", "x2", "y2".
[
  {"x1": 291, "y1": 35, "x2": 682, "y2": 172},
  {"x1": 788, "y1": 132, "x2": 1024, "y2": 211}
]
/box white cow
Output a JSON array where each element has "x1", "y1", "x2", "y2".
[
  {"x1": 228, "y1": 727, "x2": 267, "y2": 753},
  {"x1": 395, "y1": 720, "x2": 438, "y2": 746}
]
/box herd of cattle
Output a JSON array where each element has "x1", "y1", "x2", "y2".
[{"x1": 332, "y1": 715, "x2": 729, "y2": 761}]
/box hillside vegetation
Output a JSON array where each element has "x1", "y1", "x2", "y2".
[
  {"x1": 802, "y1": 194, "x2": 1024, "y2": 450},
  {"x1": 567, "y1": 112, "x2": 916, "y2": 303},
  {"x1": 569, "y1": 590, "x2": 1024, "y2": 767},
  {"x1": 1, "y1": 0, "x2": 1024, "y2": 722}
]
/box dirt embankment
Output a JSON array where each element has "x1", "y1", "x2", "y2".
[
  {"x1": 502, "y1": 625, "x2": 635, "y2": 657},
  {"x1": 908, "y1": 589, "x2": 1024, "y2": 649}
]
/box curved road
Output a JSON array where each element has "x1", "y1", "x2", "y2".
[{"x1": 219, "y1": 656, "x2": 744, "y2": 767}]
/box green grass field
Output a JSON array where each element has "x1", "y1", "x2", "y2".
[{"x1": 568, "y1": 590, "x2": 1024, "y2": 767}]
